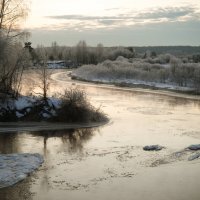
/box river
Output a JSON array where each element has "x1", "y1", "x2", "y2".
[{"x1": 0, "y1": 70, "x2": 200, "y2": 200}]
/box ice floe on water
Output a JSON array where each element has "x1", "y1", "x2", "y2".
[
  {"x1": 143, "y1": 145, "x2": 164, "y2": 151},
  {"x1": 0, "y1": 153, "x2": 44, "y2": 188},
  {"x1": 187, "y1": 144, "x2": 200, "y2": 151},
  {"x1": 188, "y1": 152, "x2": 200, "y2": 161}
]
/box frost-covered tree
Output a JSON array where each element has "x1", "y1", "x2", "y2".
[
  {"x1": 192, "y1": 54, "x2": 200, "y2": 63},
  {"x1": 75, "y1": 40, "x2": 88, "y2": 65},
  {"x1": 0, "y1": 0, "x2": 29, "y2": 38},
  {"x1": 0, "y1": 0, "x2": 30, "y2": 96},
  {"x1": 193, "y1": 66, "x2": 200, "y2": 92},
  {"x1": 96, "y1": 43, "x2": 104, "y2": 63},
  {"x1": 0, "y1": 37, "x2": 31, "y2": 96},
  {"x1": 107, "y1": 47, "x2": 133, "y2": 60}
]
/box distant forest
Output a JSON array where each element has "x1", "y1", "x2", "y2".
[
  {"x1": 133, "y1": 46, "x2": 200, "y2": 55},
  {"x1": 28, "y1": 41, "x2": 200, "y2": 67}
]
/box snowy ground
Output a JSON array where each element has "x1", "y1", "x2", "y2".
[
  {"x1": 0, "y1": 95, "x2": 62, "y2": 120},
  {"x1": 0, "y1": 153, "x2": 43, "y2": 188}
]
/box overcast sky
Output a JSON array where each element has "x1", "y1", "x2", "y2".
[{"x1": 24, "y1": 0, "x2": 200, "y2": 46}]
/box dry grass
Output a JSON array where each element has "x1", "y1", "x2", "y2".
[{"x1": 52, "y1": 88, "x2": 108, "y2": 123}]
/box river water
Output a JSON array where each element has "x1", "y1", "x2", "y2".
[{"x1": 0, "y1": 70, "x2": 200, "y2": 200}]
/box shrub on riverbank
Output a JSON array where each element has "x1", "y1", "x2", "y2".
[{"x1": 52, "y1": 88, "x2": 107, "y2": 122}]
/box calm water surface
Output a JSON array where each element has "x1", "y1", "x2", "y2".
[{"x1": 0, "y1": 71, "x2": 200, "y2": 200}]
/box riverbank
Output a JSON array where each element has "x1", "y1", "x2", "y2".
[
  {"x1": 71, "y1": 74, "x2": 200, "y2": 96},
  {"x1": 0, "y1": 90, "x2": 108, "y2": 123},
  {"x1": 71, "y1": 58, "x2": 200, "y2": 96},
  {"x1": 51, "y1": 71, "x2": 200, "y2": 101}
]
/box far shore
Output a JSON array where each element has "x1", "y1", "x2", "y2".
[{"x1": 51, "y1": 70, "x2": 200, "y2": 101}]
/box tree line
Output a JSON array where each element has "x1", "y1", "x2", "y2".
[
  {"x1": 31, "y1": 41, "x2": 200, "y2": 67},
  {"x1": 30, "y1": 41, "x2": 135, "y2": 67}
]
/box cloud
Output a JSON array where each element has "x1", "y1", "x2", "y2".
[
  {"x1": 98, "y1": 19, "x2": 123, "y2": 25},
  {"x1": 36, "y1": 6, "x2": 200, "y2": 31},
  {"x1": 46, "y1": 15, "x2": 129, "y2": 20},
  {"x1": 30, "y1": 20, "x2": 200, "y2": 46},
  {"x1": 105, "y1": 7, "x2": 122, "y2": 11},
  {"x1": 135, "y1": 7, "x2": 195, "y2": 20},
  {"x1": 46, "y1": 6, "x2": 198, "y2": 20}
]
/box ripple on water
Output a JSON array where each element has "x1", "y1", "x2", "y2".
[
  {"x1": 127, "y1": 107, "x2": 173, "y2": 115},
  {"x1": 182, "y1": 131, "x2": 200, "y2": 139},
  {"x1": 149, "y1": 149, "x2": 200, "y2": 167}
]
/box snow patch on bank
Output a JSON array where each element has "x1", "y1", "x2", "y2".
[
  {"x1": 0, "y1": 153, "x2": 44, "y2": 188},
  {"x1": 72, "y1": 72, "x2": 194, "y2": 92},
  {"x1": 15, "y1": 96, "x2": 36, "y2": 110},
  {"x1": 72, "y1": 68, "x2": 196, "y2": 92},
  {"x1": 0, "y1": 95, "x2": 62, "y2": 120}
]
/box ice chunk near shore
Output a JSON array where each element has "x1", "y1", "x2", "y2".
[
  {"x1": 0, "y1": 153, "x2": 44, "y2": 188},
  {"x1": 187, "y1": 144, "x2": 200, "y2": 151},
  {"x1": 143, "y1": 145, "x2": 164, "y2": 151},
  {"x1": 188, "y1": 152, "x2": 200, "y2": 161}
]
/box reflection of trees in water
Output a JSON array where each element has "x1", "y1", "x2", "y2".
[
  {"x1": 0, "y1": 133, "x2": 20, "y2": 154},
  {"x1": 141, "y1": 94, "x2": 200, "y2": 109},
  {"x1": 0, "y1": 128, "x2": 97, "y2": 154},
  {"x1": 31, "y1": 128, "x2": 97, "y2": 192},
  {"x1": 0, "y1": 128, "x2": 97, "y2": 199},
  {"x1": 133, "y1": 92, "x2": 200, "y2": 109},
  {"x1": 32, "y1": 128, "x2": 96, "y2": 154},
  {"x1": 166, "y1": 97, "x2": 200, "y2": 109},
  {"x1": 108, "y1": 88, "x2": 200, "y2": 110}
]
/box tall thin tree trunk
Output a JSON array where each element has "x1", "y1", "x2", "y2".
[{"x1": 0, "y1": 0, "x2": 6, "y2": 30}]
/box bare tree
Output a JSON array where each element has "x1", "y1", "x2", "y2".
[
  {"x1": 0, "y1": 37, "x2": 31, "y2": 96},
  {"x1": 0, "y1": 0, "x2": 30, "y2": 97},
  {"x1": 35, "y1": 46, "x2": 51, "y2": 102},
  {"x1": 0, "y1": 0, "x2": 29, "y2": 38},
  {"x1": 75, "y1": 40, "x2": 88, "y2": 65},
  {"x1": 96, "y1": 43, "x2": 104, "y2": 63},
  {"x1": 193, "y1": 66, "x2": 200, "y2": 93}
]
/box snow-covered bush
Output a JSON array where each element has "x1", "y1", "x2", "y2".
[
  {"x1": 73, "y1": 57, "x2": 200, "y2": 92},
  {"x1": 144, "y1": 54, "x2": 175, "y2": 64},
  {"x1": 107, "y1": 47, "x2": 133, "y2": 60}
]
